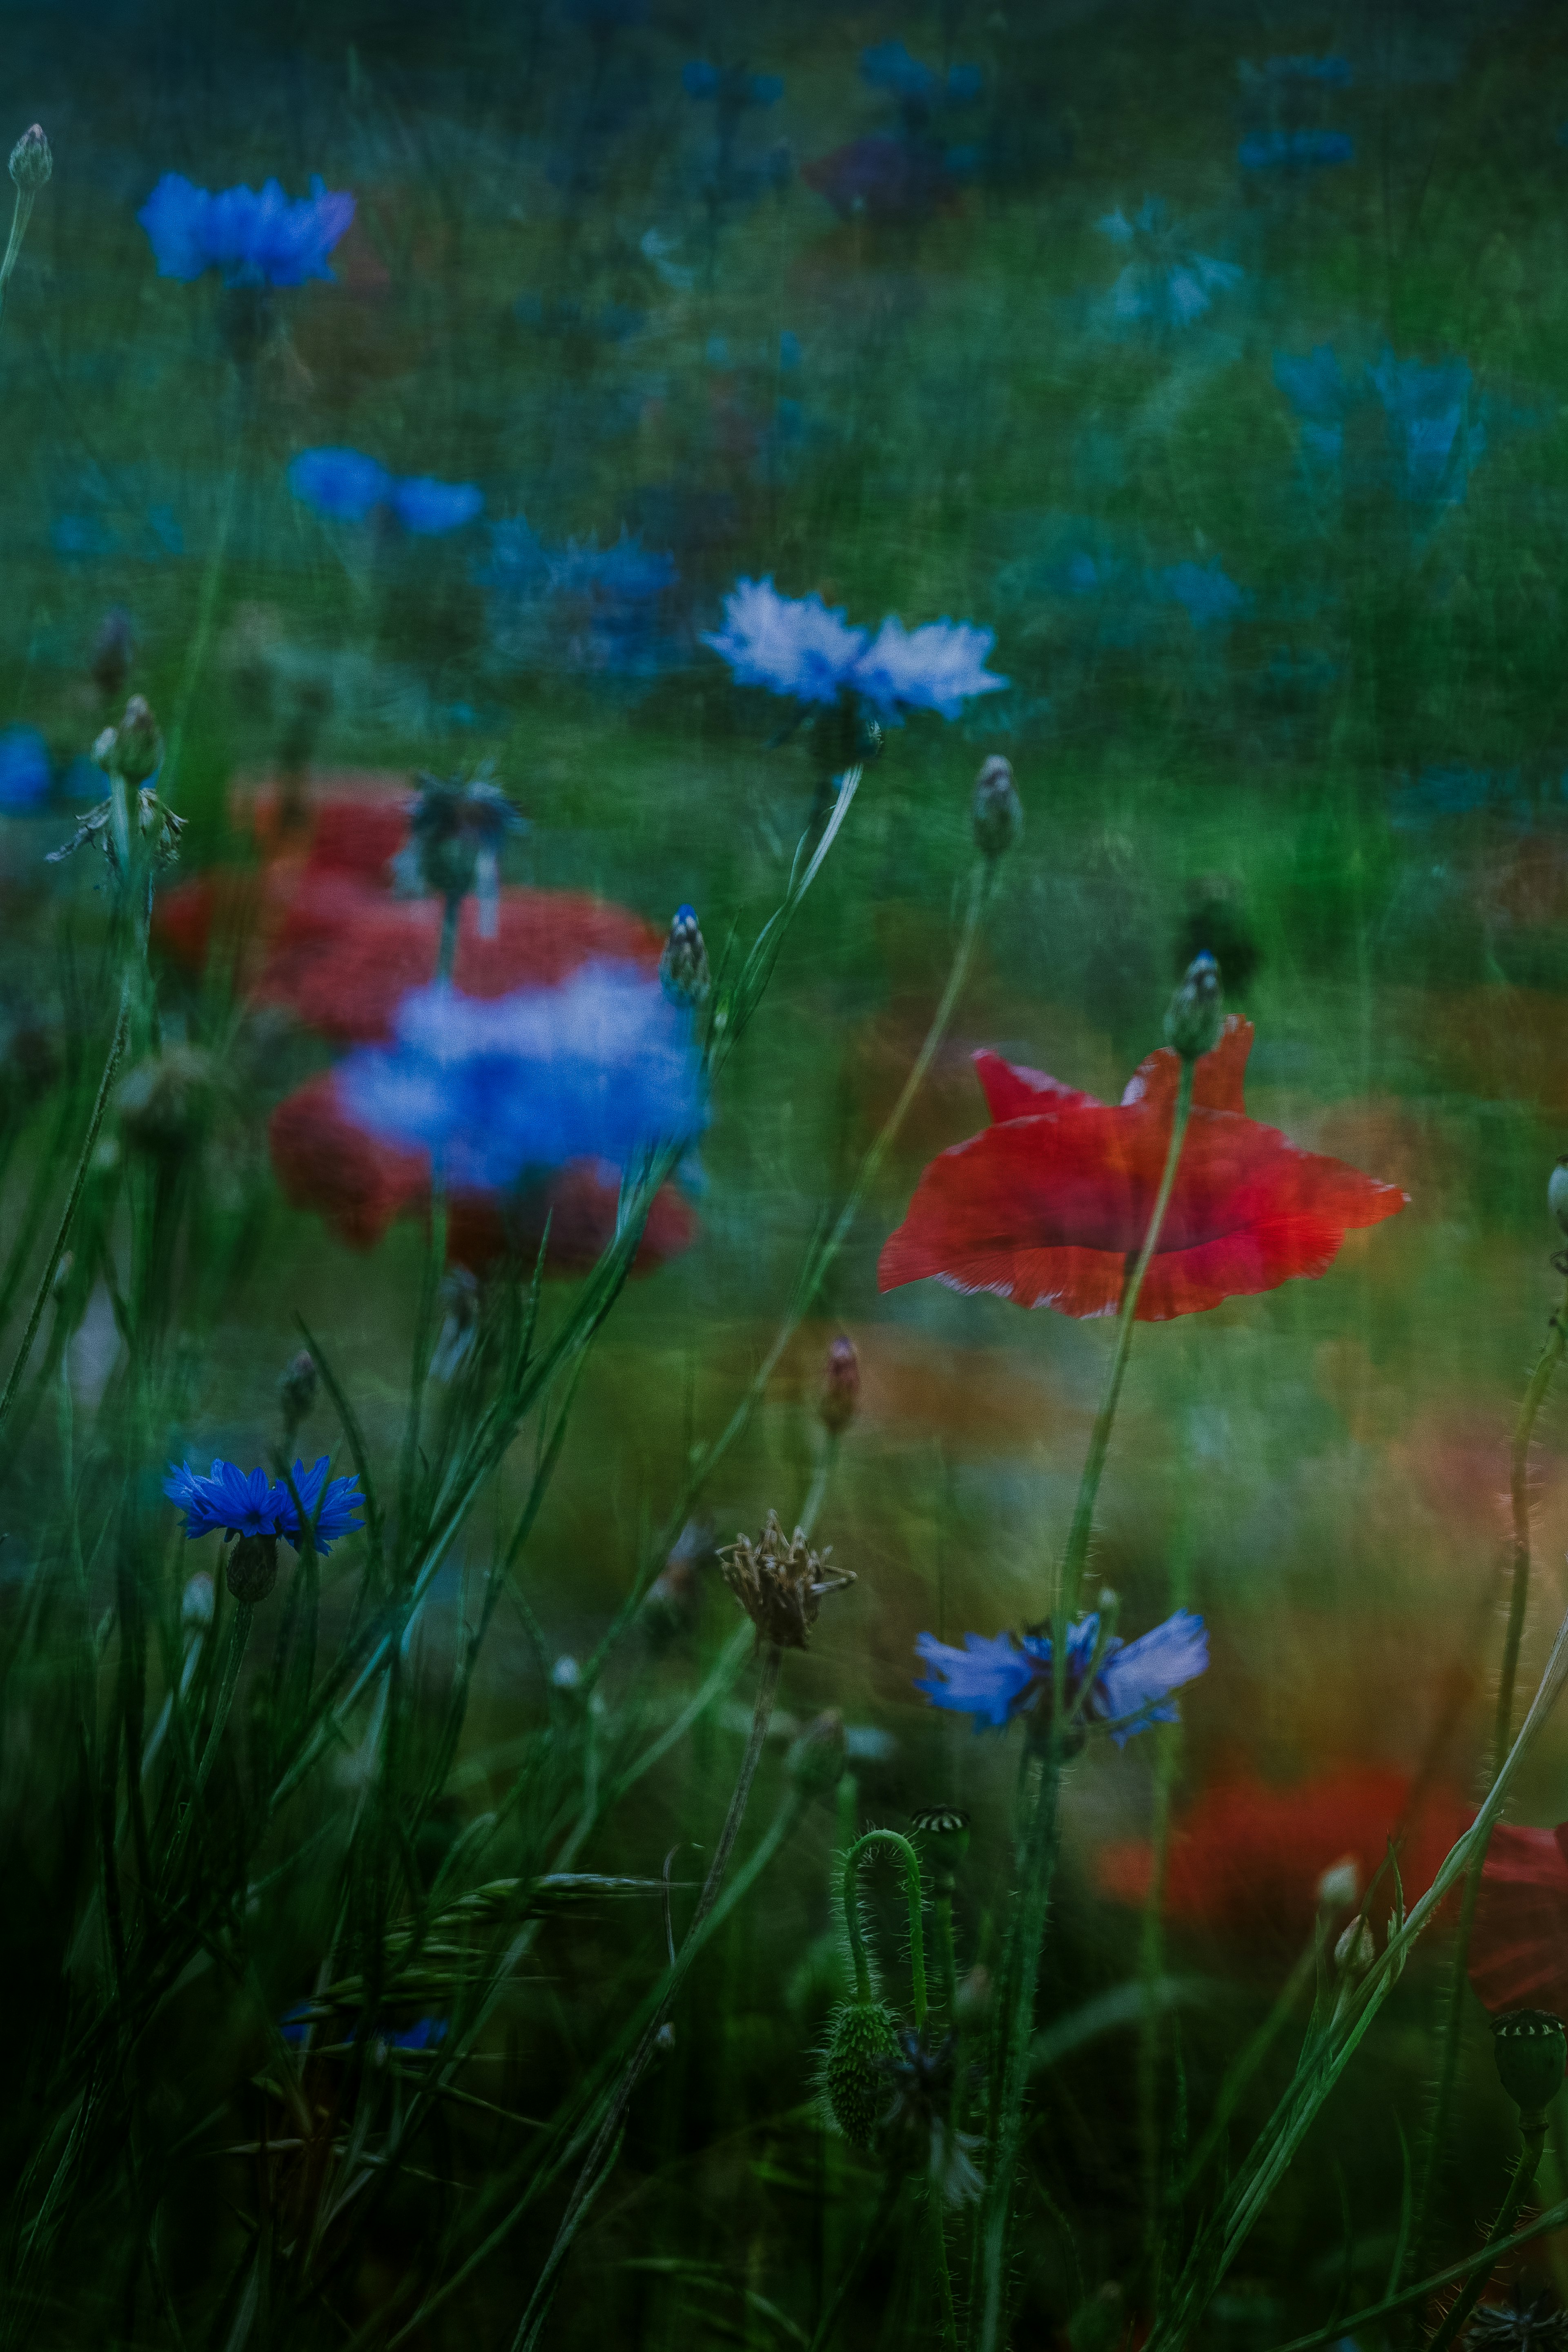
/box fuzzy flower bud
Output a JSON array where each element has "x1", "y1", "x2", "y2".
[
  {"x1": 911, "y1": 1805, "x2": 971, "y2": 1871},
  {"x1": 788, "y1": 1710, "x2": 847, "y2": 1799},
  {"x1": 823, "y1": 1998, "x2": 899, "y2": 2147},
  {"x1": 971, "y1": 755, "x2": 1022, "y2": 858},
  {"x1": 278, "y1": 1349, "x2": 318, "y2": 1433},
  {"x1": 1550, "y1": 1157, "x2": 1568, "y2": 1238},
  {"x1": 10, "y1": 125, "x2": 51, "y2": 193},
  {"x1": 1164, "y1": 951, "x2": 1224, "y2": 1063},
  {"x1": 1492, "y1": 2008, "x2": 1567, "y2": 2118},
  {"x1": 818, "y1": 1335, "x2": 860, "y2": 1437},
  {"x1": 660, "y1": 903, "x2": 710, "y2": 1007}
]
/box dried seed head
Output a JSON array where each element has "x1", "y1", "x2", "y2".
[
  {"x1": 719, "y1": 1510, "x2": 855, "y2": 1650},
  {"x1": 817, "y1": 1335, "x2": 860, "y2": 1437}
]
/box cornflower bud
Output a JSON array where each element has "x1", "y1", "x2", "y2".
[
  {"x1": 660, "y1": 903, "x2": 710, "y2": 1007},
  {"x1": 226, "y1": 1532, "x2": 278, "y2": 1606},
  {"x1": 1492, "y1": 2008, "x2": 1567, "y2": 2119},
  {"x1": 818, "y1": 1334, "x2": 860, "y2": 1437},
  {"x1": 1164, "y1": 951, "x2": 1223, "y2": 1063},
  {"x1": 278, "y1": 1349, "x2": 318, "y2": 1435},
  {"x1": 9, "y1": 125, "x2": 51, "y2": 193},
  {"x1": 1315, "y1": 1858, "x2": 1359, "y2": 1915},
  {"x1": 1333, "y1": 1916, "x2": 1374, "y2": 1977},
  {"x1": 823, "y1": 1998, "x2": 899, "y2": 2147},
  {"x1": 1550, "y1": 1156, "x2": 1568, "y2": 1238},
  {"x1": 102, "y1": 694, "x2": 164, "y2": 785},
  {"x1": 181, "y1": 1571, "x2": 216, "y2": 1631},
  {"x1": 971, "y1": 754, "x2": 1022, "y2": 858}
]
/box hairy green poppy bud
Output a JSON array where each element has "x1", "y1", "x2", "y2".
[
  {"x1": 971, "y1": 755, "x2": 1022, "y2": 858},
  {"x1": 1492, "y1": 2008, "x2": 1566, "y2": 2117},
  {"x1": 910, "y1": 1805, "x2": 971, "y2": 1868},
  {"x1": 226, "y1": 1532, "x2": 278, "y2": 1606},
  {"x1": 824, "y1": 1998, "x2": 899, "y2": 2147},
  {"x1": 660, "y1": 903, "x2": 710, "y2": 1007},
  {"x1": 1550, "y1": 1157, "x2": 1568, "y2": 1238},
  {"x1": 788, "y1": 1710, "x2": 846, "y2": 1799},
  {"x1": 9, "y1": 125, "x2": 51, "y2": 193},
  {"x1": 818, "y1": 1335, "x2": 860, "y2": 1437},
  {"x1": 1164, "y1": 951, "x2": 1223, "y2": 1063}
]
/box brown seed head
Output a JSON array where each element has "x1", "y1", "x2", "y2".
[{"x1": 719, "y1": 1510, "x2": 855, "y2": 1650}]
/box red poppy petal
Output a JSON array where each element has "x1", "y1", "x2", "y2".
[
  {"x1": 269, "y1": 1071, "x2": 428, "y2": 1248},
  {"x1": 972, "y1": 1049, "x2": 1102, "y2": 1123},
  {"x1": 1470, "y1": 1824, "x2": 1568, "y2": 2020},
  {"x1": 1121, "y1": 1017, "x2": 1255, "y2": 1114}
]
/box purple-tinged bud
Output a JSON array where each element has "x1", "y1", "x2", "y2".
[
  {"x1": 660, "y1": 903, "x2": 710, "y2": 1007},
  {"x1": 9, "y1": 125, "x2": 51, "y2": 194},
  {"x1": 971, "y1": 755, "x2": 1022, "y2": 858},
  {"x1": 818, "y1": 1335, "x2": 860, "y2": 1437}
]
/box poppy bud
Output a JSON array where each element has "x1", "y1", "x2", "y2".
[
  {"x1": 226, "y1": 1532, "x2": 278, "y2": 1606},
  {"x1": 823, "y1": 1998, "x2": 899, "y2": 2147},
  {"x1": 788, "y1": 1710, "x2": 846, "y2": 1799},
  {"x1": 278, "y1": 1348, "x2": 318, "y2": 1434},
  {"x1": 9, "y1": 125, "x2": 51, "y2": 193},
  {"x1": 1492, "y1": 2009, "x2": 1567, "y2": 2117},
  {"x1": 971, "y1": 755, "x2": 1023, "y2": 859},
  {"x1": 660, "y1": 903, "x2": 711, "y2": 1007},
  {"x1": 910, "y1": 1805, "x2": 971, "y2": 1870},
  {"x1": 818, "y1": 1335, "x2": 860, "y2": 1437},
  {"x1": 1164, "y1": 952, "x2": 1224, "y2": 1063},
  {"x1": 1550, "y1": 1156, "x2": 1568, "y2": 1238}
]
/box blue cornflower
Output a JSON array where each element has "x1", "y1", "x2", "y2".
[
  {"x1": 288, "y1": 448, "x2": 483, "y2": 536},
  {"x1": 138, "y1": 172, "x2": 354, "y2": 287},
  {"x1": 1156, "y1": 561, "x2": 1247, "y2": 630},
  {"x1": 704, "y1": 577, "x2": 1005, "y2": 717},
  {"x1": 0, "y1": 726, "x2": 51, "y2": 811},
  {"x1": 336, "y1": 961, "x2": 708, "y2": 1192},
  {"x1": 1239, "y1": 129, "x2": 1354, "y2": 169},
  {"x1": 164, "y1": 1455, "x2": 363, "y2": 1553},
  {"x1": 860, "y1": 40, "x2": 981, "y2": 105},
  {"x1": 1369, "y1": 347, "x2": 1483, "y2": 503},
  {"x1": 1098, "y1": 199, "x2": 1243, "y2": 330},
  {"x1": 914, "y1": 1610, "x2": 1208, "y2": 1746}
]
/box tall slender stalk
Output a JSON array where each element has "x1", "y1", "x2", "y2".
[
  {"x1": 1424, "y1": 2114, "x2": 1548, "y2": 2352},
  {"x1": 1402, "y1": 1263, "x2": 1568, "y2": 2298},
  {"x1": 975, "y1": 1058, "x2": 1197, "y2": 2352}
]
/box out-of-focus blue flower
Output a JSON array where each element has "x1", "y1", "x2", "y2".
[
  {"x1": 1240, "y1": 128, "x2": 1353, "y2": 169},
  {"x1": 862, "y1": 40, "x2": 938, "y2": 100},
  {"x1": 1244, "y1": 52, "x2": 1353, "y2": 85},
  {"x1": 1098, "y1": 200, "x2": 1243, "y2": 330},
  {"x1": 52, "y1": 514, "x2": 117, "y2": 560},
  {"x1": 138, "y1": 172, "x2": 354, "y2": 287},
  {"x1": 682, "y1": 59, "x2": 784, "y2": 108},
  {"x1": 704, "y1": 577, "x2": 868, "y2": 704},
  {"x1": 383, "y1": 2017, "x2": 447, "y2": 2051},
  {"x1": 1369, "y1": 347, "x2": 1483, "y2": 502},
  {"x1": 289, "y1": 448, "x2": 483, "y2": 535},
  {"x1": 853, "y1": 615, "x2": 1007, "y2": 719},
  {"x1": 947, "y1": 63, "x2": 984, "y2": 102},
  {"x1": 914, "y1": 1610, "x2": 1208, "y2": 1744},
  {"x1": 1157, "y1": 561, "x2": 1247, "y2": 630},
  {"x1": 0, "y1": 727, "x2": 51, "y2": 811},
  {"x1": 779, "y1": 329, "x2": 802, "y2": 370},
  {"x1": 704, "y1": 577, "x2": 1005, "y2": 716},
  {"x1": 337, "y1": 962, "x2": 707, "y2": 1192},
  {"x1": 1273, "y1": 344, "x2": 1350, "y2": 461},
  {"x1": 165, "y1": 1456, "x2": 363, "y2": 1552}
]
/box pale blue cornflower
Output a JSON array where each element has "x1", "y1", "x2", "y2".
[
  {"x1": 164, "y1": 1457, "x2": 363, "y2": 1553},
  {"x1": 1098, "y1": 199, "x2": 1243, "y2": 330},
  {"x1": 1239, "y1": 129, "x2": 1353, "y2": 170},
  {"x1": 336, "y1": 962, "x2": 707, "y2": 1192},
  {"x1": 704, "y1": 577, "x2": 1005, "y2": 718},
  {"x1": 914, "y1": 1610, "x2": 1208, "y2": 1745},
  {"x1": 138, "y1": 173, "x2": 354, "y2": 286},
  {"x1": 288, "y1": 448, "x2": 483, "y2": 536}
]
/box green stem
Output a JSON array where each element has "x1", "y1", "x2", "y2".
[
  {"x1": 1263, "y1": 2187, "x2": 1568, "y2": 2352},
  {"x1": 841, "y1": 1830, "x2": 928, "y2": 2029},
  {"x1": 978, "y1": 1059, "x2": 1198, "y2": 2352},
  {"x1": 1403, "y1": 1267, "x2": 1568, "y2": 2298},
  {"x1": 0, "y1": 976, "x2": 132, "y2": 1441},
  {"x1": 161, "y1": 374, "x2": 251, "y2": 800},
  {"x1": 934, "y1": 1889, "x2": 958, "y2": 2021},
  {"x1": 1425, "y1": 2118, "x2": 1548, "y2": 2352},
  {"x1": 928, "y1": 2189, "x2": 960, "y2": 2352},
  {"x1": 194, "y1": 1601, "x2": 254, "y2": 1797},
  {"x1": 0, "y1": 184, "x2": 36, "y2": 338}
]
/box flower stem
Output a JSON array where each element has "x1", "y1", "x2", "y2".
[
  {"x1": 511, "y1": 1642, "x2": 784, "y2": 2349},
  {"x1": 195, "y1": 1601, "x2": 254, "y2": 1797},
  {"x1": 0, "y1": 975, "x2": 132, "y2": 1441},
  {"x1": 841, "y1": 1830, "x2": 928, "y2": 2029},
  {"x1": 1403, "y1": 1265, "x2": 1568, "y2": 2301},
  {"x1": 977, "y1": 1058, "x2": 1198, "y2": 2352},
  {"x1": 928, "y1": 2188, "x2": 960, "y2": 2352},
  {"x1": 0, "y1": 183, "x2": 37, "y2": 339},
  {"x1": 1424, "y1": 2115, "x2": 1548, "y2": 2352}
]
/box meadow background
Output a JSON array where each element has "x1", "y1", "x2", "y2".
[{"x1": 2, "y1": 0, "x2": 1568, "y2": 2343}]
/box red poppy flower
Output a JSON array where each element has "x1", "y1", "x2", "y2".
[
  {"x1": 1469, "y1": 1823, "x2": 1568, "y2": 2021},
  {"x1": 269, "y1": 1070, "x2": 694, "y2": 1275},
  {"x1": 878, "y1": 1018, "x2": 1407, "y2": 1320},
  {"x1": 1097, "y1": 1769, "x2": 1472, "y2": 1950}
]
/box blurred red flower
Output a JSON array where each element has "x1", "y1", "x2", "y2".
[
  {"x1": 878, "y1": 1018, "x2": 1407, "y2": 1319},
  {"x1": 1097, "y1": 1768, "x2": 1472, "y2": 1949},
  {"x1": 1469, "y1": 1823, "x2": 1568, "y2": 2021}
]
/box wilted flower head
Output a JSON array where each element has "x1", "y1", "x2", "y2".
[
  {"x1": 9, "y1": 125, "x2": 51, "y2": 194},
  {"x1": 660, "y1": 904, "x2": 710, "y2": 1007},
  {"x1": 704, "y1": 577, "x2": 1004, "y2": 720},
  {"x1": 91, "y1": 608, "x2": 136, "y2": 703},
  {"x1": 872, "y1": 2026, "x2": 982, "y2": 2203},
  {"x1": 914, "y1": 1609, "x2": 1208, "y2": 1744},
  {"x1": 138, "y1": 172, "x2": 354, "y2": 287},
  {"x1": 720, "y1": 1510, "x2": 855, "y2": 1649},
  {"x1": 288, "y1": 448, "x2": 484, "y2": 536},
  {"x1": 49, "y1": 707, "x2": 184, "y2": 879}
]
